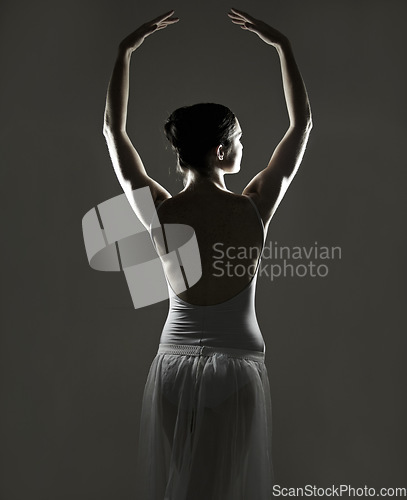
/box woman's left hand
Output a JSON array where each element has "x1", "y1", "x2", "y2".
[
  {"x1": 227, "y1": 8, "x2": 287, "y2": 48},
  {"x1": 119, "y1": 10, "x2": 179, "y2": 53}
]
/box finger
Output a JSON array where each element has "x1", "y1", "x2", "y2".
[
  {"x1": 156, "y1": 19, "x2": 179, "y2": 30},
  {"x1": 155, "y1": 18, "x2": 179, "y2": 28},
  {"x1": 227, "y1": 14, "x2": 242, "y2": 21},
  {"x1": 161, "y1": 17, "x2": 180, "y2": 24},
  {"x1": 241, "y1": 22, "x2": 255, "y2": 31},
  {"x1": 155, "y1": 19, "x2": 179, "y2": 30},
  {"x1": 151, "y1": 9, "x2": 176, "y2": 24},
  {"x1": 228, "y1": 13, "x2": 250, "y2": 25},
  {"x1": 228, "y1": 12, "x2": 244, "y2": 20},
  {"x1": 229, "y1": 19, "x2": 246, "y2": 27},
  {"x1": 230, "y1": 8, "x2": 255, "y2": 22},
  {"x1": 228, "y1": 13, "x2": 245, "y2": 22}
]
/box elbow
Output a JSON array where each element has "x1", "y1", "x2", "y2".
[
  {"x1": 103, "y1": 113, "x2": 111, "y2": 137},
  {"x1": 301, "y1": 112, "x2": 313, "y2": 134},
  {"x1": 103, "y1": 113, "x2": 114, "y2": 138},
  {"x1": 291, "y1": 115, "x2": 313, "y2": 135},
  {"x1": 103, "y1": 111, "x2": 122, "y2": 138},
  {"x1": 103, "y1": 121, "x2": 124, "y2": 140},
  {"x1": 103, "y1": 123, "x2": 111, "y2": 138},
  {"x1": 291, "y1": 105, "x2": 313, "y2": 133},
  {"x1": 299, "y1": 103, "x2": 313, "y2": 133},
  {"x1": 306, "y1": 104, "x2": 313, "y2": 131},
  {"x1": 302, "y1": 106, "x2": 313, "y2": 132},
  {"x1": 103, "y1": 108, "x2": 110, "y2": 136},
  {"x1": 306, "y1": 116, "x2": 313, "y2": 133}
]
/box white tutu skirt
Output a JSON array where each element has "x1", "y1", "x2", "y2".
[{"x1": 136, "y1": 344, "x2": 273, "y2": 500}]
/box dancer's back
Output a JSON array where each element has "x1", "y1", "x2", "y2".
[
  {"x1": 150, "y1": 190, "x2": 267, "y2": 352},
  {"x1": 150, "y1": 190, "x2": 266, "y2": 306}
]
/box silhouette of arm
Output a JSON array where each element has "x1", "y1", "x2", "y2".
[
  {"x1": 229, "y1": 9, "x2": 313, "y2": 225},
  {"x1": 103, "y1": 11, "x2": 179, "y2": 227}
]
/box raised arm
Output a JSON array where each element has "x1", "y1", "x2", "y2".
[
  {"x1": 103, "y1": 11, "x2": 179, "y2": 228},
  {"x1": 228, "y1": 9, "x2": 313, "y2": 225}
]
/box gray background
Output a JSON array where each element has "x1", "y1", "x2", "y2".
[{"x1": 1, "y1": 0, "x2": 406, "y2": 498}]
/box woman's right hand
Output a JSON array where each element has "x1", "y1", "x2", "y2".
[
  {"x1": 227, "y1": 8, "x2": 287, "y2": 48},
  {"x1": 119, "y1": 10, "x2": 179, "y2": 53}
]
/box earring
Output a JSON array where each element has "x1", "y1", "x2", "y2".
[{"x1": 219, "y1": 154, "x2": 224, "y2": 161}]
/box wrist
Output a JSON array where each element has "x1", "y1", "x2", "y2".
[
  {"x1": 274, "y1": 37, "x2": 294, "y2": 59},
  {"x1": 275, "y1": 36, "x2": 291, "y2": 52},
  {"x1": 118, "y1": 43, "x2": 134, "y2": 58}
]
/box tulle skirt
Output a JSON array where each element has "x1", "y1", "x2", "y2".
[{"x1": 136, "y1": 344, "x2": 273, "y2": 500}]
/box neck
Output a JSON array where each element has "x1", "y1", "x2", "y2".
[{"x1": 182, "y1": 168, "x2": 229, "y2": 192}]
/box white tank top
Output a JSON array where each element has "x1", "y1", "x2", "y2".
[{"x1": 149, "y1": 195, "x2": 266, "y2": 353}]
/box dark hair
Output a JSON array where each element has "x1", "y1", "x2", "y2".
[{"x1": 164, "y1": 103, "x2": 237, "y2": 178}]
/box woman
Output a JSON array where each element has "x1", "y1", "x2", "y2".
[{"x1": 103, "y1": 8, "x2": 312, "y2": 500}]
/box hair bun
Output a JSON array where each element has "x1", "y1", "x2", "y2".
[{"x1": 164, "y1": 103, "x2": 236, "y2": 176}]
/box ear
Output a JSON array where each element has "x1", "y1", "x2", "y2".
[{"x1": 216, "y1": 145, "x2": 224, "y2": 161}]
